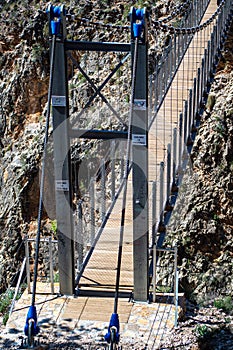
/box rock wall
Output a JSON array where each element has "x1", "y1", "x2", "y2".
[{"x1": 0, "y1": 2, "x2": 49, "y2": 292}]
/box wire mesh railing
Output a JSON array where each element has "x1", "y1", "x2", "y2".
[
  {"x1": 72, "y1": 138, "x2": 129, "y2": 276},
  {"x1": 149, "y1": 0, "x2": 211, "y2": 121},
  {"x1": 24, "y1": 236, "x2": 58, "y2": 295},
  {"x1": 149, "y1": 0, "x2": 233, "y2": 256}
]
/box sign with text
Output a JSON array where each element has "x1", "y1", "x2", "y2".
[
  {"x1": 132, "y1": 134, "x2": 147, "y2": 146},
  {"x1": 55, "y1": 180, "x2": 69, "y2": 191}
]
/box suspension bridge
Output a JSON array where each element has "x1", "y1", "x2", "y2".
[{"x1": 4, "y1": 0, "x2": 233, "y2": 349}]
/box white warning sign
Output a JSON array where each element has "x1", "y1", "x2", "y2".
[
  {"x1": 52, "y1": 96, "x2": 66, "y2": 107},
  {"x1": 132, "y1": 134, "x2": 147, "y2": 146},
  {"x1": 56, "y1": 180, "x2": 69, "y2": 191}
]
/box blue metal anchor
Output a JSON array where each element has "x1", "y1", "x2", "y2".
[
  {"x1": 24, "y1": 305, "x2": 40, "y2": 346},
  {"x1": 105, "y1": 313, "x2": 120, "y2": 345},
  {"x1": 131, "y1": 7, "x2": 147, "y2": 38},
  {"x1": 47, "y1": 5, "x2": 66, "y2": 36}
]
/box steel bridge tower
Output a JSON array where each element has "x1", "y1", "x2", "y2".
[{"x1": 48, "y1": 5, "x2": 149, "y2": 301}]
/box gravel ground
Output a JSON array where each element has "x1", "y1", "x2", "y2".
[
  {"x1": 1, "y1": 305, "x2": 233, "y2": 349},
  {"x1": 160, "y1": 304, "x2": 233, "y2": 350}
]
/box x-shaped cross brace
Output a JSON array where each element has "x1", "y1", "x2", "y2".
[{"x1": 67, "y1": 51, "x2": 130, "y2": 128}]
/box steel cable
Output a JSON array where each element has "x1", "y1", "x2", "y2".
[
  {"x1": 113, "y1": 36, "x2": 139, "y2": 314},
  {"x1": 150, "y1": 0, "x2": 227, "y2": 36},
  {"x1": 31, "y1": 35, "x2": 56, "y2": 307},
  {"x1": 151, "y1": 0, "x2": 192, "y2": 24},
  {"x1": 66, "y1": 14, "x2": 130, "y2": 32},
  {"x1": 67, "y1": 1, "x2": 191, "y2": 32}
]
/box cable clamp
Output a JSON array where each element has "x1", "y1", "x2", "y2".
[{"x1": 47, "y1": 5, "x2": 66, "y2": 36}]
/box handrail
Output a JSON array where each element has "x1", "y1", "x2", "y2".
[{"x1": 8, "y1": 257, "x2": 27, "y2": 317}]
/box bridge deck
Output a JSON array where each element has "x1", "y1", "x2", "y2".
[{"x1": 78, "y1": 0, "x2": 217, "y2": 294}]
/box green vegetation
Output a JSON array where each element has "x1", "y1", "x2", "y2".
[
  {"x1": 214, "y1": 296, "x2": 233, "y2": 314},
  {"x1": 0, "y1": 288, "x2": 23, "y2": 325},
  {"x1": 51, "y1": 220, "x2": 57, "y2": 236},
  {"x1": 195, "y1": 324, "x2": 211, "y2": 338},
  {"x1": 213, "y1": 213, "x2": 220, "y2": 222},
  {"x1": 53, "y1": 272, "x2": 60, "y2": 283},
  {"x1": 31, "y1": 43, "x2": 45, "y2": 62},
  {"x1": 0, "y1": 290, "x2": 14, "y2": 315},
  {"x1": 156, "y1": 285, "x2": 171, "y2": 293}
]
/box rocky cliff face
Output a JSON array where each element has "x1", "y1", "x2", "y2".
[
  {"x1": 0, "y1": 2, "x2": 49, "y2": 292},
  {"x1": 165, "y1": 24, "x2": 233, "y2": 303}
]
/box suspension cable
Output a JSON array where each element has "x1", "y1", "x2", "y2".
[
  {"x1": 31, "y1": 35, "x2": 56, "y2": 307},
  {"x1": 66, "y1": 14, "x2": 130, "y2": 32},
  {"x1": 151, "y1": 0, "x2": 192, "y2": 24},
  {"x1": 113, "y1": 36, "x2": 139, "y2": 314},
  {"x1": 69, "y1": 0, "x2": 192, "y2": 30},
  {"x1": 150, "y1": 0, "x2": 226, "y2": 35}
]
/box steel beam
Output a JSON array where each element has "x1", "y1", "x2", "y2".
[
  {"x1": 131, "y1": 9, "x2": 149, "y2": 302},
  {"x1": 65, "y1": 40, "x2": 131, "y2": 52},
  {"x1": 51, "y1": 37, "x2": 75, "y2": 295},
  {"x1": 69, "y1": 128, "x2": 128, "y2": 140}
]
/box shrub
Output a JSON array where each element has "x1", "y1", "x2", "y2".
[
  {"x1": 195, "y1": 324, "x2": 211, "y2": 338},
  {"x1": 214, "y1": 296, "x2": 233, "y2": 314},
  {"x1": 0, "y1": 290, "x2": 14, "y2": 315}
]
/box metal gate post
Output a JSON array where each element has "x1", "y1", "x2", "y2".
[
  {"x1": 49, "y1": 6, "x2": 75, "y2": 295},
  {"x1": 130, "y1": 8, "x2": 149, "y2": 302}
]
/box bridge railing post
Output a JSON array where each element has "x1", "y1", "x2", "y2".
[
  {"x1": 183, "y1": 100, "x2": 188, "y2": 146},
  {"x1": 101, "y1": 159, "x2": 106, "y2": 222},
  {"x1": 172, "y1": 128, "x2": 177, "y2": 188},
  {"x1": 159, "y1": 161, "x2": 164, "y2": 224},
  {"x1": 149, "y1": 75, "x2": 153, "y2": 122},
  {"x1": 216, "y1": 13, "x2": 220, "y2": 53},
  {"x1": 178, "y1": 113, "x2": 183, "y2": 183},
  {"x1": 192, "y1": 77, "x2": 197, "y2": 129},
  {"x1": 110, "y1": 140, "x2": 116, "y2": 201},
  {"x1": 210, "y1": 31, "x2": 215, "y2": 73},
  {"x1": 48, "y1": 237, "x2": 55, "y2": 294},
  {"x1": 204, "y1": 48, "x2": 208, "y2": 95},
  {"x1": 152, "y1": 181, "x2": 157, "y2": 246},
  {"x1": 201, "y1": 58, "x2": 205, "y2": 106},
  {"x1": 166, "y1": 143, "x2": 171, "y2": 208},
  {"x1": 154, "y1": 65, "x2": 159, "y2": 112},
  {"x1": 90, "y1": 176, "x2": 95, "y2": 245},
  {"x1": 187, "y1": 88, "x2": 193, "y2": 143},
  {"x1": 206, "y1": 40, "x2": 210, "y2": 87},
  {"x1": 213, "y1": 23, "x2": 219, "y2": 62},
  {"x1": 173, "y1": 33, "x2": 177, "y2": 74},
  {"x1": 25, "y1": 236, "x2": 31, "y2": 294},
  {"x1": 196, "y1": 67, "x2": 201, "y2": 115},
  {"x1": 219, "y1": 3, "x2": 224, "y2": 45},
  {"x1": 77, "y1": 201, "x2": 84, "y2": 271}
]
